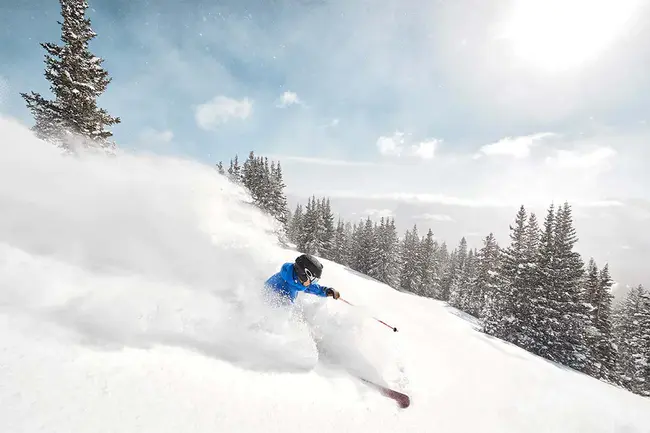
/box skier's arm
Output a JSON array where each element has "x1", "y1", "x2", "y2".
[
  {"x1": 304, "y1": 282, "x2": 328, "y2": 297},
  {"x1": 305, "y1": 283, "x2": 340, "y2": 299}
]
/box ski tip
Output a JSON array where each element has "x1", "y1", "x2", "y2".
[
  {"x1": 358, "y1": 377, "x2": 411, "y2": 408},
  {"x1": 386, "y1": 389, "x2": 410, "y2": 408}
]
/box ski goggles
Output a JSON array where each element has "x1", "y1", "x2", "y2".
[{"x1": 304, "y1": 268, "x2": 319, "y2": 284}]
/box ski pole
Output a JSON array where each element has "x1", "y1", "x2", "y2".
[{"x1": 339, "y1": 297, "x2": 399, "y2": 332}]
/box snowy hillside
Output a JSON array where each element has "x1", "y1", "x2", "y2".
[{"x1": 1, "y1": 115, "x2": 650, "y2": 433}]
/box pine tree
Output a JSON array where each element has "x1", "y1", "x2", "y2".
[
  {"x1": 533, "y1": 203, "x2": 589, "y2": 370},
  {"x1": 385, "y1": 218, "x2": 401, "y2": 288},
  {"x1": 613, "y1": 285, "x2": 650, "y2": 395},
  {"x1": 483, "y1": 206, "x2": 529, "y2": 346},
  {"x1": 583, "y1": 258, "x2": 602, "y2": 377},
  {"x1": 299, "y1": 197, "x2": 324, "y2": 255},
  {"x1": 439, "y1": 247, "x2": 457, "y2": 301},
  {"x1": 255, "y1": 157, "x2": 272, "y2": 212},
  {"x1": 432, "y1": 242, "x2": 450, "y2": 300},
  {"x1": 555, "y1": 203, "x2": 590, "y2": 371},
  {"x1": 343, "y1": 221, "x2": 354, "y2": 266},
  {"x1": 319, "y1": 199, "x2": 335, "y2": 259},
  {"x1": 461, "y1": 249, "x2": 479, "y2": 313},
  {"x1": 269, "y1": 161, "x2": 289, "y2": 227},
  {"x1": 473, "y1": 233, "x2": 500, "y2": 318},
  {"x1": 21, "y1": 0, "x2": 120, "y2": 152},
  {"x1": 331, "y1": 219, "x2": 349, "y2": 266},
  {"x1": 449, "y1": 237, "x2": 470, "y2": 310},
  {"x1": 367, "y1": 218, "x2": 384, "y2": 281},
  {"x1": 352, "y1": 217, "x2": 377, "y2": 275},
  {"x1": 419, "y1": 229, "x2": 439, "y2": 298},
  {"x1": 288, "y1": 204, "x2": 303, "y2": 245},
  {"x1": 241, "y1": 152, "x2": 258, "y2": 197},
  {"x1": 369, "y1": 218, "x2": 400, "y2": 287},
  {"x1": 520, "y1": 212, "x2": 543, "y2": 350},
  {"x1": 228, "y1": 156, "x2": 242, "y2": 183},
  {"x1": 400, "y1": 225, "x2": 422, "y2": 294},
  {"x1": 586, "y1": 263, "x2": 616, "y2": 382}
]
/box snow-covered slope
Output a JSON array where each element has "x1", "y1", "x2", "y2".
[{"x1": 1, "y1": 116, "x2": 649, "y2": 433}]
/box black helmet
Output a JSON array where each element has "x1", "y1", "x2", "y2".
[{"x1": 295, "y1": 254, "x2": 323, "y2": 283}]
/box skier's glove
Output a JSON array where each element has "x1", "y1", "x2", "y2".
[{"x1": 325, "y1": 287, "x2": 340, "y2": 300}]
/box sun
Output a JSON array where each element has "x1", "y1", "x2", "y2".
[{"x1": 498, "y1": 0, "x2": 641, "y2": 72}]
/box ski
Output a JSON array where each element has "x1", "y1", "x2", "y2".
[{"x1": 359, "y1": 378, "x2": 411, "y2": 408}]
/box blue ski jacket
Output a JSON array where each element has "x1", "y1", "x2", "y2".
[{"x1": 264, "y1": 262, "x2": 329, "y2": 302}]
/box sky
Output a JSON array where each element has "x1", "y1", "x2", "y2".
[{"x1": 1, "y1": 0, "x2": 649, "y2": 293}]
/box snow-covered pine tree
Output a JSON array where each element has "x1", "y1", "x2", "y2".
[
  {"x1": 319, "y1": 198, "x2": 336, "y2": 260},
  {"x1": 419, "y1": 229, "x2": 438, "y2": 298},
  {"x1": 300, "y1": 197, "x2": 325, "y2": 255},
  {"x1": 433, "y1": 242, "x2": 450, "y2": 300},
  {"x1": 21, "y1": 0, "x2": 120, "y2": 152},
  {"x1": 349, "y1": 222, "x2": 363, "y2": 272},
  {"x1": 448, "y1": 237, "x2": 469, "y2": 310},
  {"x1": 228, "y1": 156, "x2": 242, "y2": 183},
  {"x1": 400, "y1": 225, "x2": 422, "y2": 294},
  {"x1": 521, "y1": 211, "x2": 542, "y2": 351},
  {"x1": 460, "y1": 249, "x2": 479, "y2": 313},
  {"x1": 554, "y1": 202, "x2": 590, "y2": 371},
  {"x1": 241, "y1": 152, "x2": 260, "y2": 200},
  {"x1": 613, "y1": 285, "x2": 650, "y2": 396},
  {"x1": 331, "y1": 219, "x2": 349, "y2": 266},
  {"x1": 483, "y1": 206, "x2": 528, "y2": 346},
  {"x1": 439, "y1": 246, "x2": 457, "y2": 301},
  {"x1": 353, "y1": 217, "x2": 377, "y2": 275},
  {"x1": 368, "y1": 218, "x2": 385, "y2": 281},
  {"x1": 269, "y1": 161, "x2": 289, "y2": 228},
  {"x1": 256, "y1": 157, "x2": 273, "y2": 213},
  {"x1": 473, "y1": 233, "x2": 500, "y2": 319},
  {"x1": 583, "y1": 258, "x2": 602, "y2": 377},
  {"x1": 586, "y1": 263, "x2": 616, "y2": 382},
  {"x1": 385, "y1": 218, "x2": 401, "y2": 288},
  {"x1": 533, "y1": 203, "x2": 589, "y2": 370},
  {"x1": 288, "y1": 204, "x2": 303, "y2": 245},
  {"x1": 343, "y1": 221, "x2": 354, "y2": 266},
  {"x1": 640, "y1": 289, "x2": 650, "y2": 396},
  {"x1": 369, "y1": 217, "x2": 400, "y2": 288}
]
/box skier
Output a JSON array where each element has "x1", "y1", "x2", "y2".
[{"x1": 265, "y1": 254, "x2": 340, "y2": 304}]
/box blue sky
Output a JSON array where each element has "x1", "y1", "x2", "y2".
[{"x1": 1, "y1": 0, "x2": 650, "y2": 289}]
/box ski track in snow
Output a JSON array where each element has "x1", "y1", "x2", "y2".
[{"x1": 1, "y1": 115, "x2": 650, "y2": 432}]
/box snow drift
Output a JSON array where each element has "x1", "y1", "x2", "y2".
[{"x1": 1, "y1": 115, "x2": 649, "y2": 432}]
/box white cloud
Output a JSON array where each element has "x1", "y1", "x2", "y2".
[
  {"x1": 476, "y1": 132, "x2": 556, "y2": 159},
  {"x1": 195, "y1": 96, "x2": 253, "y2": 130},
  {"x1": 377, "y1": 132, "x2": 405, "y2": 156},
  {"x1": 364, "y1": 208, "x2": 394, "y2": 219},
  {"x1": 411, "y1": 139, "x2": 439, "y2": 159},
  {"x1": 277, "y1": 91, "x2": 302, "y2": 108},
  {"x1": 377, "y1": 133, "x2": 441, "y2": 160},
  {"x1": 417, "y1": 213, "x2": 455, "y2": 222},
  {"x1": 324, "y1": 191, "x2": 510, "y2": 207},
  {"x1": 546, "y1": 146, "x2": 617, "y2": 170}
]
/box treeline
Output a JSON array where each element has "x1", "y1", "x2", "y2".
[{"x1": 282, "y1": 197, "x2": 650, "y2": 398}]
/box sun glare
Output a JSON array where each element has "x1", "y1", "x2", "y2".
[{"x1": 499, "y1": 0, "x2": 641, "y2": 72}]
